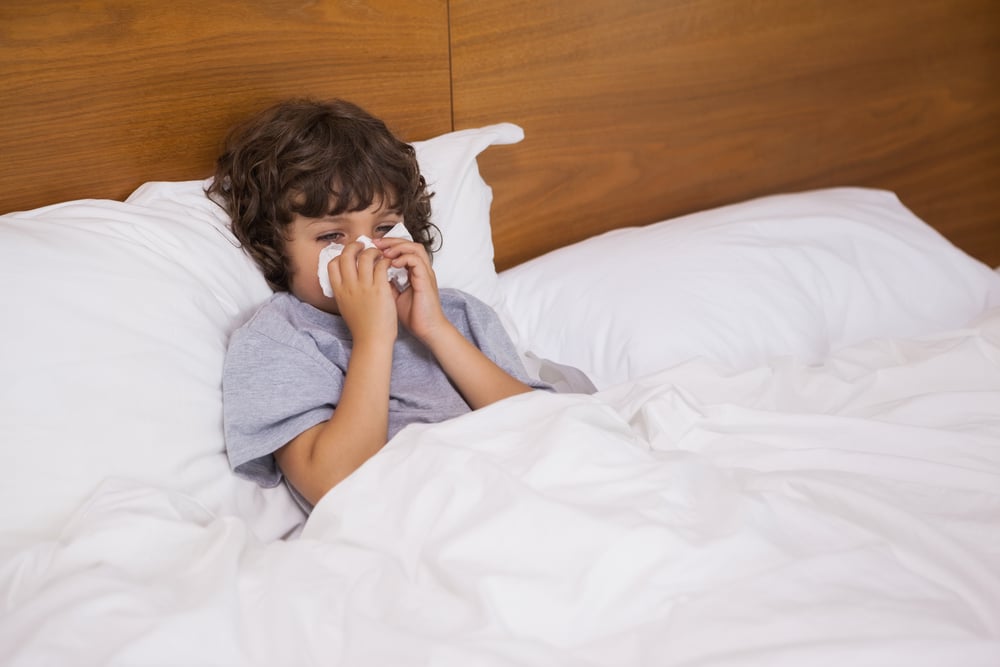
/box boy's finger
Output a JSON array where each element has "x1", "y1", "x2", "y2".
[
  {"x1": 330, "y1": 244, "x2": 362, "y2": 289},
  {"x1": 373, "y1": 237, "x2": 426, "y2": 258},
  {"x1": 338, "y1": 240, "x2": 367, "y2": 263},
  {"x1": 355, "y1": 247, "x2": 388, "y2": 280}
]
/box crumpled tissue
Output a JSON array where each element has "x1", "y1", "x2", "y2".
[{"x1": 317, "y1": 222, "x2": 412, "y2": 296}]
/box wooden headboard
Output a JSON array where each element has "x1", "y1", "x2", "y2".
[
  {"x1": 0, "y1": 0, "x2": 452, "y2": 209},
  {"x1": 3, "y1": 0, "x2": 999, "y2": 269}
]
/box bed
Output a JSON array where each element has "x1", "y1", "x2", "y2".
[{"x1": 2, "y1": 1, "x2": 1000, "y2": 665}]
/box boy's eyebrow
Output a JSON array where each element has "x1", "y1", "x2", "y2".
[
  {"x1": 307, "y1": 216, "x2": 349, "y2": 226},
  {"x1": 307, "y1": 207, "x2": 401, "y2": 223}
]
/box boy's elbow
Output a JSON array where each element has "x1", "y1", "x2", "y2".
[{"x1": 274, "y1": 425, "x2": 342, "y2": 506}]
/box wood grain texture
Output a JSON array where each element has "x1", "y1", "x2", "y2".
[
  {"x1": 4, "y1": 0, "x2": 998, "y2": 271},
  {"x1": 450, "y1": 0, "x2": 1000, "y2": 269},
  {"x1": 0, "y1": 0, "x2": 451, "y2": 213}
]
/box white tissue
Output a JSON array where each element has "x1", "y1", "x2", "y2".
[{"x1": 317, "y1": 222, "x2": 412, "y2": 297}]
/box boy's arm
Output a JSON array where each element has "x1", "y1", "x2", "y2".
[
  {"x1": 276, "y1": 244, "x2": 397, "y2": 507},
  {"x1": 274, "y1": 337, "x2": 393, "y2": 506},
  {"x1": 375, "y1": 236, "x2": 534, "y2": 409},
  {"x1": 422, "y1": 321, "x2": 534, "y2": 410}
]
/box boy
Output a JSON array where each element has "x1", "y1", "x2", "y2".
[{"x1": 211, "y1": 99, "x2": 549, "y2": 510}]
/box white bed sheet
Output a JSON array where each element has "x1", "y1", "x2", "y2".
[{"x1": 3, "y1": 309, "x2": 1000, "y2": 666}]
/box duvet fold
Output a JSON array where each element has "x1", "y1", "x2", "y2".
[{"x1": 3, "y1": 310, "x2": 1000, "y2": 667}]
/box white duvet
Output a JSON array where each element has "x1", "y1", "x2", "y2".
[{"x1": 3, "y1": 310, "x2": 1000, "y2": 667}]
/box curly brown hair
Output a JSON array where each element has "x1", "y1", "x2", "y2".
[{"x1": 208, "y1": 98, "x2": 435, "y2": 291}]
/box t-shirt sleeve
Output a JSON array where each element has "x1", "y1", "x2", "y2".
[{"x1": 222, "y1": 327, "x2": 343, "y2": 487}]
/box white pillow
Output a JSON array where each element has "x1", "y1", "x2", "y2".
[
  {"x1": 0, "y1": 124, "x2": 518, "y2": 541},
  {"x1": 0, "y1": 194, "x2": 303, "y2": 541},
  {"x1": 498, "y1": 187, "x2": 1000, "y2": 390},
  {"x1": 413, "y1": 123, "x2": 524, "y2": 310}
]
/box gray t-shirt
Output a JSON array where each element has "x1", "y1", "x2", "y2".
[{"x1": 222, "y1": 288, "x2": 549, "y2": 494}]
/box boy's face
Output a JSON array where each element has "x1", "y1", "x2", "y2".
[{"x1": 285, "y1": 197, "x2": 404, "y2": 315}]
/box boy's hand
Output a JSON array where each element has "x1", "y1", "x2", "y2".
[
  {"x1": 327, "y1": 241, "x2": 398, "y2": 345},
  {"x1": 375, "y1": 238, "x2": 534, "y2": 412},
  {"x1": 373, "y1": 237, "x2": 448, "y2": 343}
]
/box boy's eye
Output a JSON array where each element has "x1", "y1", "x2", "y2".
[
  {"x1": 317, "y1": 232, "x2": 344, "y2": 243},
  {"x1": 373, "y1": 223, "x2": 400, "y2": 238}
]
